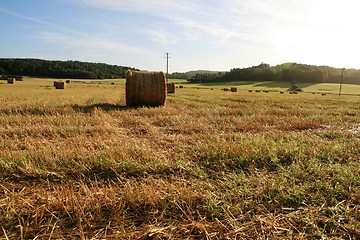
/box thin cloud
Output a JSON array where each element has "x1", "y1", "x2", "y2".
[
  {"x1": 0, "y1": 6, "x2": 90, "y2": 38},
  {"x1": 1, "y1": 5, "x2": 151, "y2": 58},
  {"x1": 142, "y1": 29, "x2": 178, "y2": 45},
  {"x1": 79, "y1": 0, "x2": 199, "y2": 15},
  {"x1": 38, "y1": 31, "x2": 150, "y2": 55},
  {"x1": 77, "y1": 0, "x2": 245, "y2": 43}
]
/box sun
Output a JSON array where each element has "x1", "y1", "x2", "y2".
[{"x1": 272, "y1": 1, "x2": 360, "y2": 68}]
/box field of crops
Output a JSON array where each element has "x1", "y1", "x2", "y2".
[{"x1": 1, "y1": 78, "x2": 359, "y2": 239}]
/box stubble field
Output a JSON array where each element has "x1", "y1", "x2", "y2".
[{"x1": 0, "y1": 78, "x2": 359, "y2": 239}]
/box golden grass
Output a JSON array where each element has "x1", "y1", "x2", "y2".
[{"x1": 0, "y1": 78, "x2": 359, "y2": 239}]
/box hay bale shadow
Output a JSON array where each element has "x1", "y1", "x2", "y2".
[{"x1": 72, "y1": 103, "x2": 128, "y2": 113}]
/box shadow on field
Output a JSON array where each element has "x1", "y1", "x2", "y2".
[
  {"x1": 253, "y1": 81, "x2": 292, "y2": 88},
  {"x1": 72, "y1": 103, "x2": 128, "y2": 113}
]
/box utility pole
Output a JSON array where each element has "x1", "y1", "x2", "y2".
[
  {"x1": 164, "y1": 52, "x2": 171, "y2": 82},
  {"x1": 339, "y1": 68, "x2": 344, "y2": 96}
]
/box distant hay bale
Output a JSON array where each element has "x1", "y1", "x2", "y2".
[
  {"x1": 248, "y1": 90, "x2": 253, "y2": 92},
  {"x1": 54, "y1": 81, "x2": 66, "y2": 89},
  {"x1": 126, "y1": 70, "x2": 166, "y2": 107},
  {"x1": 322, "y1": 93, "x2": 327, "y2": 96},
  {"x1": 231, "y1": 87, "x2": 237, "y2": 92},
  {"x1": 7, "y1": 78, "x2": 16, "y2": 84},
  {"x1": 255, "y1": 90, "x2": 261, "y2": 93},
  {"x1": 167, "y1": 82, "x2": 175, "y2": 93},
  {"x1": 66, "y1": 80, "x2": 71, "y2": 83},
  {"x1": 179, "y1": 85, "x2": 184, "y2": 88},
  {"x1": 111, "y1": 82, "x2": 115, "y2": 85},
  {"x1": 280, "y1": 91, "x2": 284, "y2": 94},
  {"x1": 224, "y1": 88, "x2": 230, "y2": 91}
]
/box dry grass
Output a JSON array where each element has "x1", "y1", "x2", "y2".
[{"x1": 0, "y1": 78, "x2": 360, "y2": 239}]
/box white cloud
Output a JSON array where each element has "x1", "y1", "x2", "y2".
[{"x1": 77, "y1": 0, "x2": 247, "y2": 43}]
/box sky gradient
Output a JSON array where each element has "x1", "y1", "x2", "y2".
[{"x1": 1, "y1": 0, "x2": 359, "y2": 73}]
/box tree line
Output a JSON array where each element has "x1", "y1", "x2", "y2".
[
  {"x1": 186, "y1": 63, "x2": 360, "y2": 84},
  {"x1": 0, "y1": 58, "x2": 137, "y2": 79}
]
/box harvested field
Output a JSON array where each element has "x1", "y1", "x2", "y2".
[{"x1": 0, "y1": 78, "x2": 359, "y2": 239}]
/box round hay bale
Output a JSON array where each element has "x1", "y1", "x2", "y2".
[
  {"x1": 179, "y1": 85, "x2": 184, "y2": 88},
  {"x1": 224, "y1": 88, "x2": 230, "y2": 91},
  {"x1": 54, "y1": 81, "x2": 66, "y2": 89},
  {"x1": 126, "y1": 70, "x2": 166, "y2": 107},
  {"x1": 167, "y1": 82, "x2": 175, "y2": 94},
  {"x1": 231, "y1": 87, "x2": 237, "y2": 92},
  {"x1": 66, "y1": 79, "x2": 71, "y2": 83},
  {"x1": 248, "y1": 90, "x2": 253, "y2": 92},
  {"x1": 7, "y1": 78, "x2": 16, "y2": 84}
]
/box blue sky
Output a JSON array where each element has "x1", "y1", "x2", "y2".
[{"x1": 1, "y1": 0, "x2": 360, "y2": 72}]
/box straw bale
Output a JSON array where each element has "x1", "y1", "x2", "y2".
[
  {"x1": 126, "y1": 70, "x2": 166, "y2": 107},
  {"x1": 230, "y1": 87, "x2": 237, "y2": 92},
  {"x1": 54, "y1": 81, "x2": 66, "y2": 89},
  {"x1": 166, "y1": 82, "x2": 175, "y2": 94},
  {"x1": 7, "y1": 78, "x2": 16, "y2": 84}
]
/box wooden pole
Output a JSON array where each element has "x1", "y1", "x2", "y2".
[{"x1": 339, "y1": 68, "x2": 344, "y2": 96}]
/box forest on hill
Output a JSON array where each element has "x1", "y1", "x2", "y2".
[
  {"x1": 0, "y1": 58, "x2": 137, "y2": 79},
  {"x1": 182, "y1": 63, "x2": 360, "y2": 84},
  {"x1": 1, "y1": 58, "x2": 360, "y2": 84}
]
